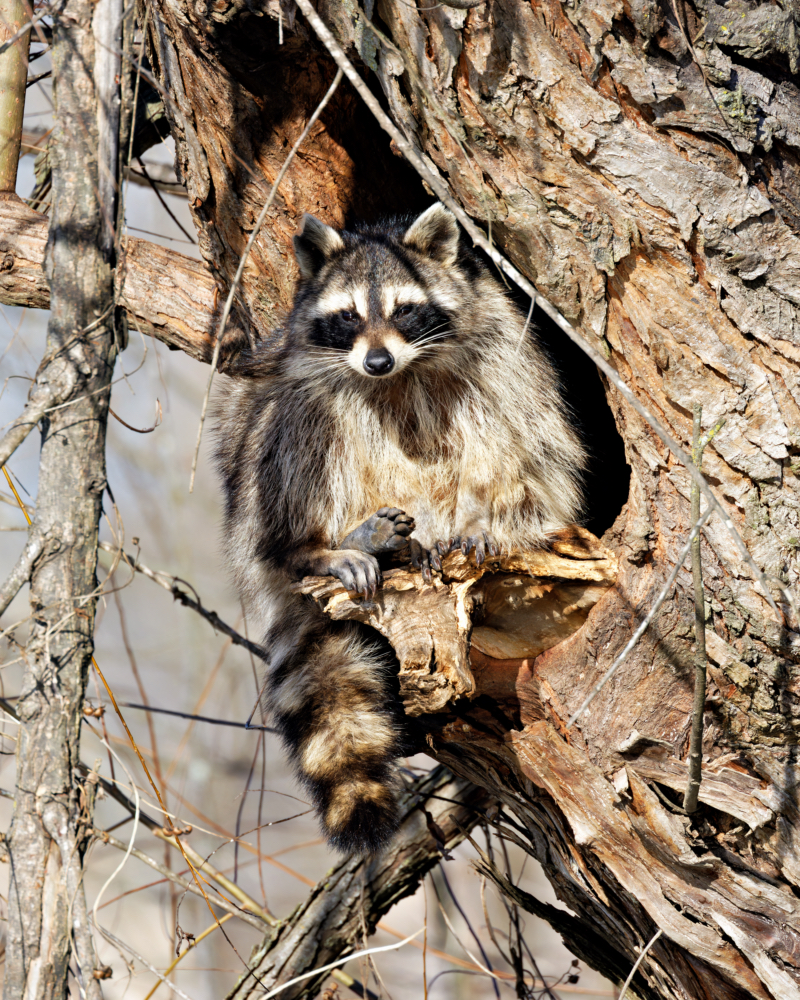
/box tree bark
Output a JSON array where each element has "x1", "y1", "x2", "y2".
[
  {"x1": 0, "y1": 0, "x2": 29, "y2": 192},
  {"x1": 0, "y1": 197, "x2": 253, "y2": 370},
  {"x1": 136, "y1": 2, "x2": 800, "y2": 996},
  {"x1": 3, "y1": 0, "x2": 800, "y2": 997},
  {"x1": 3, "y1": 0, "x2": 120, "y2": 994}
]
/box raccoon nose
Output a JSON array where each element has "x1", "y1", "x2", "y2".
[{"x1": 363, "y1": 347, "x2": 395, "y2": 376}]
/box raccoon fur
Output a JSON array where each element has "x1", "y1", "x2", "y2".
[{"x1": 215, "y1": 203, "x2": 586, "y2": 854}]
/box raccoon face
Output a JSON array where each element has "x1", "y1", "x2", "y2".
[{"x1": 290, "y1": 204, "x2": 468, "y2": 379}]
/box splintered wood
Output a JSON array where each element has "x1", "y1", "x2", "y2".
[{"x1": 292, "y1": 526, "x2": 617, "y2": 716}]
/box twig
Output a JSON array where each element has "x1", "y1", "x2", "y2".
[
  {"x1": 91, "y1": 739, "x2": 140, "y2": 938},
  {"x1": 261, "y1": 931, "x2": 424, "y2": 1000},
  {"x1": 141, "y1": 913, "x2": 234, "y2": 1000},
  {"x1": 0, "y1": 384, "x2": 70, "y2": 469},
  {"x1": 136, "y1": 156, "x2": 195, "y2": 243},
  {"x1": 109, "y1": 398, "x2": 162, "y2": 433},
  {"x1": 0, "y1": 528, "x2": 44, "y2": 617},
  {"x1": 669, "y1": 0, "x2": 736, "y2": 149},
  {"x1": 2, "y1": 465, "x2": 31, "y2": 522},
  {"x1": 293, "y1": 0, "x2": 789, "y2": 623},
  {"x1": 567, "y1": 509, "x2": 712, "y2": 728},
  {"x1": 619, "y1": 928, "x2": 663, "y2": 1000},
  {"x1": 437, "y1": 866, "x2": 499, "y2": 998},
  {"x1": 0, "y1": 1, "x2": 60, "y2": 58},
  {"x1": 93, "y1": 924, "x2": 197, "y2": 1000},
  {"x1": 684, "y1": 405, "x2": 725, "y2": 812},
  {"x1": 90, "y1": 658, "x2": 266, "y2": 980},
  {"x1": 429, "y1": 874, "x2": 505, "y2": 987},
  {"x1": 187, "y1": 66, "x2": 344, "y2": 492},
  {"x1": 98, "y1": 832, "x2": 269, "y2": 931},
  {"x1": 114, "y1": 585, "x2": 166, "y2": 802},
  {"x1": 121, "y1": 702, "x2": 275, "y2": 732},
  {"x1": 98, "y1": 541, "x2": 268, "y2": 662}
]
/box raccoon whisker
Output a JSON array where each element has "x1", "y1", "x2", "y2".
[
  {"x1": 416, "y1": 323, "x2": 452, "y2": 344},
  {"x1": 411, "y1": 327, "x2": 453, "y2": 348},
  {"x1": 411, "y1": 331, "x2": 454, "y2": 353}
]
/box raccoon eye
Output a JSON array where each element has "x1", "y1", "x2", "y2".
[
  {"x1": 395, "y1": 304, "x2": 415, "y2": 320},
  {"x1": 339, "y1": 309, "x2": 358, "y2": 323}
]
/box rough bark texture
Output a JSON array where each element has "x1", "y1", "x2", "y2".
[
  {"x1": 294, "y1": 526, "x2": 618, "y2": 716},
  {"x1": 2, "y1": 0, "x2": 800, "y2": 997},
  {"x1": 135, "y1": 2, "x2": 800, "y2": 996},
  {"x1": 3, "y1": 0, "x2": 116, "y2": 994}
]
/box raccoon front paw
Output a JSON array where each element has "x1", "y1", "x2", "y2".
[
  {"x1": 323, "y1": 550, "x2": 381, "y2": 597},
  {"x1": 408, "y1": 538, "x2": 450, "y2": 583},
  {"x1": 452, "y1": 530, "x2": 500, "y2": 566},
  {"x1": 341, "y1": 508, "x2": 416, "y2": 556}
]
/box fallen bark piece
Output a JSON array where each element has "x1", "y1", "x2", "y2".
[{"x1": 292, "y1": 526, "x2": 618, "y2": 716}]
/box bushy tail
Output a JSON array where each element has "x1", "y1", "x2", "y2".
[{"x1": 266, "y1": 618, "x2": 404, "y2": 854}]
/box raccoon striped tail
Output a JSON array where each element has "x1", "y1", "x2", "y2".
[{"x1": 268, "y1": 622, "x2": 403, "y2": 854}]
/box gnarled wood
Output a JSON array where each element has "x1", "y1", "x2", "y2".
[{"x1": 294, "y1": 526, "x2": 617, "y2": 716}]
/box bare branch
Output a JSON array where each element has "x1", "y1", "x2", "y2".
[
  {"x1": 97, "y1": 831, "x2": 270, "y2": 931},
  {"x1": 619, "y1": 929, "x2": 663, "y2": 1000},
  {"x1": 98, "y1": 541, "x2": 268, "y2": 661},
  {"x1": 0, "y1": 528, "x2": 44, "y2": 618},
  {"x1": 93, "y1": 924, "x2": 197, "y2": 1000},
  {"x1": 0, "y1": 1, "x2": 59, "y2": 59},
  {"x1": 0, "y1": 197, "x2": 253, "y2": 371},
  {"x1": 0, "y1": 383, "x2": 69, "y2": 469}
]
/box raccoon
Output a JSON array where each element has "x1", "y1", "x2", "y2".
[{"x1": 215, "y1": 203, "x2": 585, "y2": 853}]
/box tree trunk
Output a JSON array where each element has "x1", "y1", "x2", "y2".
[
  {"x1": 3, "y1": 0, "x2": 119, "y2": 994},
  {"x1": 0, "y1": 0, "x2": 30, "y2": 192},
  {"x1": 138, "y1": 2, "x2": 800, "y2": 995},
  {"x1": 3, "y1": 0, "x2": 800, "y2": 997}
]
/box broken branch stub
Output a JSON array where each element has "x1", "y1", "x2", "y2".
[{"x1": 292, "y1": 526, "x2": 617, "y2": 717}]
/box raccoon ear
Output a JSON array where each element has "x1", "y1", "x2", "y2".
[
  {"x1": 293, "y1": 214, "x2": 345, "y2": 279},
  {"x1": 402, "y1": 203, "x2": 460, "y2": 265}
]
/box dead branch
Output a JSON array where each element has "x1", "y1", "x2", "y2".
[
  {"x1": 98, "y1": 831, "x2": 270, "y2": 931},
  {"x1": 0, "y1": 196, "x2": 255, "y2": 371},
  {"x1": 98, "y1": 541, "x2": 268, "y2": 661},
  {"x1": 0, "y1": 528, "x2": 44, "y2": 617},
  {"x1": 0, "y1": 377, "x2": 72, "y2": 469}
]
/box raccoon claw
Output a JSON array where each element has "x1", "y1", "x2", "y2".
[
  {"x1": 325, "y1": 550, "x2": 381, "y2": 597},
  {"x1": 409, "y1": 539, "x2": 448, "y2": 582},
  {"x1": 453, "y1": 530, "x2": 500, "y2": 566},
  {"x1": 341, "y1": 508, "x2": 416, "y2": 556}
]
